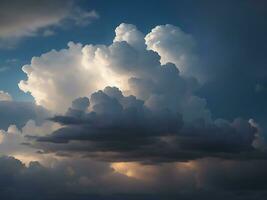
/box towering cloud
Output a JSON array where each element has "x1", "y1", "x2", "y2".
[
  {"x1": 145, "y1": 24, "x2": 202, "y2": 79},
  {"x1": 18, "y1": 23, "x2": 266, "y2": 163},
  {"x1": 19, "y1": 23, "x2": 210, "y2": 123},
  {"x1": 0, "y1": 22, "x2": 262, "y2": 200}
]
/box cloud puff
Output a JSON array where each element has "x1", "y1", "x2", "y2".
[
  {"x1": 19, "y1": 42, "x2": 94, "y2": 113},
  {"x1": 145, "y1": 24, "x2": 202, "y2": 79},
  {"x1": 0, "y1": 91, "x2": 12, "y2": 101},
  {"x1": 0, "y1": 0, "x2": 99, "y2": 48}
]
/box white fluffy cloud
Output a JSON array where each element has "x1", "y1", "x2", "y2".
[
  {"x1": 145, "y1": 24, "x2": 202, "y2": 79},
  {"x1": 19, "y1": 42, "x2": 93, "y2": 113},
  {"x1": 19, "y1": 23, "x2": 210, "y2": 122},
  {"x1": 0, "y1": 91, "x2": 12, "y2": 101}
]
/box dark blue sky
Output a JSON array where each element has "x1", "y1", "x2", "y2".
[{"x1": 0, "y1": 0, "x2": 266, "y2": 127}]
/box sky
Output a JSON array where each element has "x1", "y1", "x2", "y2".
[{"x1": 0, "y1": 0, "x2": 267, "y2": 199}]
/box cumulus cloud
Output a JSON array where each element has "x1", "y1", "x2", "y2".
[
  {"x1": 19, "y1": 23, "x2": 210, "y2": 122},
  {"x1": 19, "y1": 42, "x2": 93, "y2": 113},
  {"x1": 17, "y1": 23, "x2": 266, "y2": 163},
  {"x1": 145, "y1": 24, "x2": 202, "y2": 79},
  {"x1": 9, "y1": 22, "x2": 267, "y2": 199},
  {"x1": 0, "y1": 0, "x2": 99, "y2": 48}
]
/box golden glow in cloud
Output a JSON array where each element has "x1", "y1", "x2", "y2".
[
  {"x1": 12, "y1": 152, "x2": 66, "y2": 167},
  {"x1": 111, "y1": 162, "x2": 157, "y2": 180},
  {"x1": 111, "y1": 161, "x2": 197, "y2": 181},
  {"x1": 0, "y1": 133, "x2": 3, "y2": 144},
  {"x1": 12, "y1": 154, "x2": 41, "y2": 166}
]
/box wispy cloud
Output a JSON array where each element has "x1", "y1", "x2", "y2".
[
  {"x1": 0, "y1": 67, "x2": 9, "y2": 73},
  {"x1": 0, "y1": 0, "x2": 99, "y2": 48}
]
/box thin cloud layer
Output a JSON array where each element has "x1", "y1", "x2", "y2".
[
  {"x1": 0, "y1": 0, "x2": 99, "y2": 48},
  {"x1": 0, "y1": 91, "x2": 12, "y2": 101}
]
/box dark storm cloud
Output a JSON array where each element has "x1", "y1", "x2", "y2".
[
  {"x1": 0, "y1": 156, "x2": 114, "y2": 200},
  {"x1": 196, "y1": 158, "x2": 267, "y2": 191},
  {"x1": 0, "y1": 156, "x2": 188, "y2": 200},
  {"x1": 1, "y1": 156, "x2": 267, "y2": 200},
  {"x1": 0, "y1": 156, "x2": 67, "y2": 199},
  {"x1": 32, "y1": 87, "x2": 265, "y2": 163},
  {"x1": 0, "y1": 101, "x2": 49, "y2": 129}
]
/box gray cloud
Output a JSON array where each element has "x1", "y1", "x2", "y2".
[
  {"x1": 0, "y1": 156, "x2": 111, "y2": 200},
  {"x1": 1, "y1": 156, "x2": 267, "y2": 200},
  {"x1": 30, "y1": 87, "x2": 265, "y2": 163},
  {"x1": 0, "y1": 156, "x2": 174, "y2": 200},
  {"x1": 0, "y1": 101, "x2": 49, "y2": 129},
  {"x1": 0, "y1": 0, "x2": 98, "y2": 48}
]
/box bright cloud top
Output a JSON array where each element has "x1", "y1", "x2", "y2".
[{"x1": 19, "y1": 23, "x2": 208, "y2": 122}]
